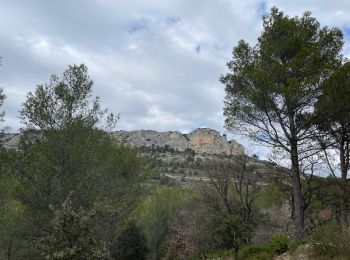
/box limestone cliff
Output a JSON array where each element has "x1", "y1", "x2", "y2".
[
  {"x1": 112, "y1": 128, "x2": 244, "y2": 155},
  {"x1": 2, "y1": 128, "x2": 245, "y2": 155}
]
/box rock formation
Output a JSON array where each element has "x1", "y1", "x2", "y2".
[
  {"x1": 2, "y1": 128, "x2": 245, "y2": 155},
  {"x1": 112, "y1": 128, "x2": 244, "y2": 155},
  {"x1": 1, "y1": 133, "x2": 21, "y2": 149}
]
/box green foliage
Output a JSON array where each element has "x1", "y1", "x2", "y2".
[
  {"x1": 114, "y1": 221, "x2": 148, "y2": 260},
  {"x1": 316, "y1": 62, "x2": 350, "y2": 129},
  {"x1": 0, "y1": 194, "x2": 26, "y2": 259},
  {"x1": 255, "y1": 184, "x2": 286, "y2": 208},
  {"x1": 35, "y1": 195, "x2": 106, "y2": 259},
  {"x1": 221, "y1": 7, "x2": 343, "y2": 145},
  {"x1": 20, "y1": 64, "x2": 113, "y2": 131},
  {"x1": 238, "y1": 234, "x2": 289, "y2": 259},
  {"x1": 288, "y1": 239, "x2": 304, "y2": 254},
  {"x1": 221, "y1": 6, "x2": 344, "y2": 240},
  {"x1": 199, "y1": 157, "x2": 262, "y2": 252},
  {"x1": 238, "y1": 244, "x2": 273, "y2": 260},
  {"x1": 205, "y1": 249, "x2": 234, "y2": 259},
  {"x1": 315, "y1": 61, "x2": 350, "y2": 228},
  {"x1": 10, "y1": 64, "x2": 146, "y2": 258},
  {"x1": 0, "y1": 148, "x2": 28, "y2": 259},
  {"x1": 269, "y1": 234, "x2": 289, "y2": 255},
  {"x1": 309, "y1": 221, "x2": 350, "y2": 258},
  {"x1": 132, "y1": 187, "x2": 192, "y2": 259}
]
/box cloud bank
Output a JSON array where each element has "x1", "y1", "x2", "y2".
[{"x1": 0, "y1": 0, "x2": 349, "y2": 157}]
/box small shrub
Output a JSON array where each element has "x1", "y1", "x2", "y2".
[
  {"x1": 238, "y1": 234, "x2": 289, "y2": 259},
  {"x1": 288, "y1": 239, "x2": 303, "y2": 254},
  {"x1": 251, "y1": 251, "x2": 273, "y2": 260},
  {"x1": 238, "y1": 244, "x2": 273, "y2": 260},
  {"x1": 205, "y1": 249, "x2": 234, "y2": 258},
  {"x1": 269, "y1": 234, "x2": 289, "y2": 254},
  {"x1": 309, "y1": 222, "x2": 350, "y2": 258},
  {"x1": 114, "y1": 221, "x2": 148, "y2": 260}
]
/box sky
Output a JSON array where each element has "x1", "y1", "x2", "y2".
[{"x1": 1, "y1": 0, "x2": 350, "y2": 157}]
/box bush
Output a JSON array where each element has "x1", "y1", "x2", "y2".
[
  {"x1": 269, "y1": 234, "x2": 289, "y2": 254},
  {"x1": 205, "y1": 249, "x2": 234, "y2": 259},
  {"x1": 238, "y1": 234, "x2": 289, "y2": 259},
  {"x1": 309, "y1": 222, "x2": 350, "y2": 258},
  {"x1": 288, "y1": 239, "x2": 303, "y2": 254},
  {"x1": 251, "y1": 251, "x2": 274, "y2": 260},
  {"x1": 114, "y1": 221, "x2": 148, "y2": 260},
  {"x1": 238, "y1": 244, "x2": 273, "y2": 260}
]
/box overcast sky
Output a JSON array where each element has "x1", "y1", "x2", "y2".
[{"x1": 1, "y1": 0, "x2": 350, "y2": 155}]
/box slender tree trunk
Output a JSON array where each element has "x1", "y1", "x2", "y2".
[
  {"x1": 107, "y1": 211, "x2": 118, "y2": 258},
  {"x1": 290, "y1": 140, "x2": 305, "y2": 240},
  {"x1": 339, "y1": 144, "x2": 348, "y2": 229},
  {"x1": 6, "y1": 239, "x2": 12, "y2": 260},
  {"x1": 234, "y1": 245, "x2": 239, "y2": 260}
]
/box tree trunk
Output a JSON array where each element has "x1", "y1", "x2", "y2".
[
  {"x1": 339, "y1": 144, "x2": 348, "y2": 229},
  {"x1": 6, "y1": 239, "x2": 12, "y2": 260},
  {"x1": 290, "y1": 140, "x2": 305, "y2": 240}
]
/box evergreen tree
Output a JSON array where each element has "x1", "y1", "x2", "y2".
[
  {"x1": 115, "y1": 221, "x2": 148, "y2": 260},
  {"x1": 221, "y1": 7, "x2": 343, "y2": 239},
  {"x1": 315, "y1": 62, "x2": 350, "y2": 228}
]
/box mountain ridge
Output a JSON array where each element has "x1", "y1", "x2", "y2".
[
  {"x1": 112, "y1": 128, "x2": 244, "y2": 155},
  {"x1": 2, "y1": 128, "x2": 245, "y2": 155}
]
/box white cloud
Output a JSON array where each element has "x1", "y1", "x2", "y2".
[{"x1": 0, "y1": 0, "x2": 349, "y2": 158}]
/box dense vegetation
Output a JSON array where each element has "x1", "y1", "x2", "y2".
[{"x1": 1, "y1": 7, "x2": 350, "y2": 260}]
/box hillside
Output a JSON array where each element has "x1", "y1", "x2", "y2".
[{"x1": 2, "y1": 128, "x2": 286, "y2": 185}]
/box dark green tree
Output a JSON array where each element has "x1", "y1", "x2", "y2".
[
  {"x1": 20, "y1": 64, "x2": 105, "y2": 131},
  {"x1": 315, "y1": 62, "x2": 350, "y2": 228},
  {"x1": 17, "y1": 64, "x2": 144, "y2": 258},
  {"x1": 133, "y1": 187, "x2": 191, "y2": 259},
  {"x1": 221, "y1": 8, "x2": 343, "y2": 239},
  {"x1": 114, "y1": 221, "x2": 148, "y2": 260}
]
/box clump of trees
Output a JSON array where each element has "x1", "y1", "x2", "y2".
[
  {"x1": 0, "y1": 65, "x2": 146, "y2": 259},
  {"x1": 198, "y1": 155, "x2": 262, "y2": 258},
  {"x1": 221, "y1": 7, "x2": 348, "y2": 240}
]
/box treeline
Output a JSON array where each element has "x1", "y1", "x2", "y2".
[
  {"x1": 0, "y1": 65, "x2": 148, "y2": 259},
  {"x1": 0, "y1": 64, "x2": 274, "y2": 259},
  {"x1": 0, "y1": 63, "x2": 287, "y2": 260},
  {"x1": 221, "y1": 6, "x2": 350, "y2": 258}
]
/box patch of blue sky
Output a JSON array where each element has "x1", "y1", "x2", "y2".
[
  {"x1": 257, "y1": 132, "x2": 269, "y2": 142},
  {"x1": 165, "y1": 16, "x2": 181, "y2": 26},
  {"x1": 342, "y1": 27, "x2": 350, "y2": 58},
  {"x1": 343, "y1": 27, "x2": 350, "y2": 39},
  {"x1": 127, "y1": 18, "x2": 149, "y2": 33},
  {"x1": 257, "y1": 1, "x2": 268, "y2": 17}
]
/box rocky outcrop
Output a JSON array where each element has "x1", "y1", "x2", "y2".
[
  {"x1": 1, "y1": 133, "x2": 21, "y2": 149},
  {"x1": 112, "y1": 128, "x2": 244, "y2": 155},
  {"x1": 2, "y1": 128, "x2": 245, "y2": 155}
]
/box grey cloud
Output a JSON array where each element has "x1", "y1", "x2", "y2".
[{"x1": 0, "y1": 0, "x2": 349, "y2": 159}]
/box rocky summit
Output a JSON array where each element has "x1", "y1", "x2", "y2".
[
  {"x1": 112, "y1": 128, "x2": 244, "y2": 155},
  {"x1": 2, "y1": 128, "x2": 244, "y2": 155}
]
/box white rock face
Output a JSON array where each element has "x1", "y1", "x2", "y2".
[
  {"x1": 112, "y1": 128, "x2": 244, "y2": 155},
  {"x1": 113, "y1": 130, "x2": 189, "y2": 151},
  {"x1": 1, "y1": 133, "x2": 21, "y2": 149},
  {"x1": 2, "y1": 128, "x2": 245, "y2": 155}
]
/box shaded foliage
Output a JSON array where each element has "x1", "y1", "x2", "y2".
[{"x1": 221, "y1": 7, "x2": 343, "y2": 239}]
